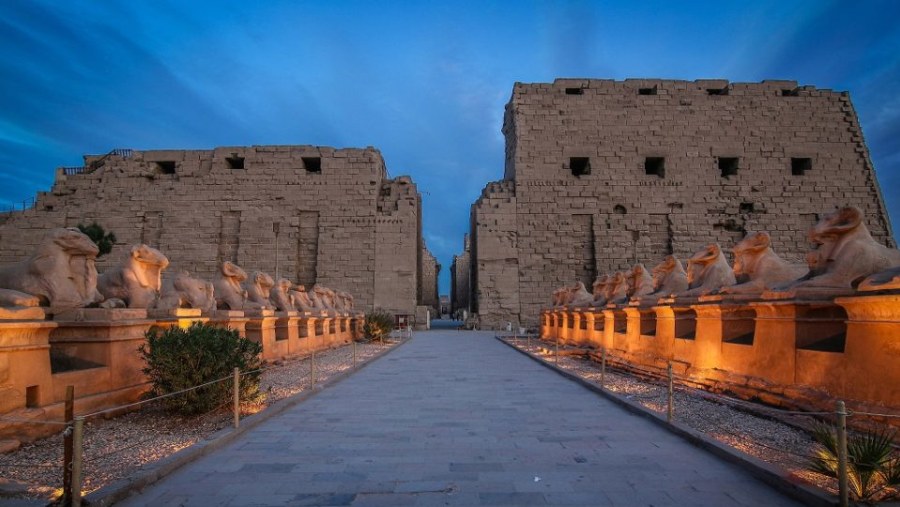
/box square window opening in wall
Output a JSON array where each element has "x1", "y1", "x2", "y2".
[
  {"x1": 565, "y1": 87, "x2": 584, "y2": 95},
  {"x1": 302, "y1": 157, "x2": 322, "y2": 173},
  {"x1": 719, "y1": 157, "x2": 739, "y2": 177},
  {"x1": 226, "y1": 156, "x2": 245, "y2": 169},
  {"x1": 792, "y1": 157, "x2": 812, "y2": 176},
  {"x1": 570, "y1": 157, "x2": 590, "y2": 177},
  {"x1": 645, "y1": 157, "x2": 665, "y2": 178},
  {"x1": 782, "y1": 88, "x2": 800, "y2": 97},
  {"x1": 638, "y1": 86, "x2": 657, "y2": 96},
  {"x1": 156, "y1": 161, "x2": 176, "y2": 174},
  {"x1": 707, "y1": 87, "x2": 729, "y2": 96}
]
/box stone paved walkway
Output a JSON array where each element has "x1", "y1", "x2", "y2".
[{"x1": 119, "y1": 329, "x2": 804, "y2": 506}]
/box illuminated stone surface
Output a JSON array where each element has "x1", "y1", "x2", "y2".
[{"x1": 117, "y1": 329, "x2": 802, "y2": 507}]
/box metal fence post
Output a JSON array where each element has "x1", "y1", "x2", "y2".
[
  {"x1": 667, "y1": 362, "x2": 674, "y2": 423},
  {"x1": 62, "y1": 385, "x2": 74, "y2": 504},
  {"x1": 837, "y1": 400, "x2": 849, "y2": 507},
  {"x1": 71, "y1": 416, "x2": 85, "y2": 507},
  {"x1": 233, "y1": 367, "x2": 240, "y2": 429}
]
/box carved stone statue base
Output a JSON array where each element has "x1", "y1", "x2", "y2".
[
  {"x1": 0, "y1": 306, "x2": 46, "y2": 321},
  {"x1": 147, "y1": 308, "x2": 203, "y2": 319},
  {"x1": 762, "y1": 287, "x2": 857, "y2": 301},
  {"x1": 53, "y1": 308, "x2": 148, "y2": 322}
]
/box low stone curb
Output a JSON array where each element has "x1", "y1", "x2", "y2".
[
  {"x1": 496, "y1": 336, "x2": 837, "y2": 507},
  {"x1": 85, "y1": 338, "x2": 413, "y2": 507}
]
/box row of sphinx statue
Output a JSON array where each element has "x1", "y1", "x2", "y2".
[
  {"x1": 552, "y1": 206, "x2": 900, "y2": 308},
  {"x1": 0, "y1": 227, "x2": 355, "y2": 315}
]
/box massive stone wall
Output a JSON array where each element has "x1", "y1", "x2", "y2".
[
  {"x1": 420, "y1": 246, "x2": 440, "y2": 314},
  {"x1": 450, "y1": 234, "x2": 471, "y2": 316},
  {"x1": 0, "y1": 145, "x2": 423, "y2": 315},
  {"x1": 470, "y1": 78, "x2": 895, "y2": 329}
]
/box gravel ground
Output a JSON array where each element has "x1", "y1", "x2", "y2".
[
  {"x1": 0, "y1": 339, "x2": 399, "y2": 502},
  {"x1": 500, "y1": 336, "x2": 840, "y2": 496}
]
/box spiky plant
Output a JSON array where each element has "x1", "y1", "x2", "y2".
[{"x1": 809, "y1": 423, "x2": 900, "y2": 501}]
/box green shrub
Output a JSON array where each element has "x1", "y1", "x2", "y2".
[
  {"x1": 139, "y1": 322, "x2": 263, "y2": 415},
  {"x1": 76, "y1": 221, "x2": 116, "y2": 257},
  {"x1": 363, "y1": 309, "x2": 394, "y2": 343}
]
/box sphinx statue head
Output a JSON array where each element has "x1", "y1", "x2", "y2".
[
  {"x1": 97, "y1": 244, "x2": 170, "y2": 308},
  {"x1": 213, "y1": 261, "x2": 249, "y2": 310},
  {"x1": 627, "y1": 264, "x2": 654, "y2": 299},
  {"x1": 650, "y1": 256, "x2": 689, "y2": 296},
  {"x1": 785, "y1": 207, "x2": 900, "y2": 290},
  {"x1": 721, "y1": 232, "x2": 806, "y2": 295},
  {"x1": 679, "y1": 244, "x2": 736, "y2": 297},
  {"x1": 0, "y1": 227, "x2": 104, "y2": 309}
]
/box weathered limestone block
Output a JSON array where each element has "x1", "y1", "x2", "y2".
[
  {"x1": 97, "y1": 245, "x2": 170, "y2": 309},
  {"x1": 859, "y1": 266, "x2": 900, "y2": 292},
  {"x1": 270, "y1": 278, "x2": 295, "y2": 312},
  {"x1": 721, "y1": 232, "x2": 806, "y2": 294},
  {"x1": 0, "y1": 228, "x2": 103, "y2": 309},
  {"x1": 244, "y1": 271, "x2": 275, "y2": 310},
  {"x1": 213, "y1": 261, "x2": 249, "y2": 311},
  {"x1": 157, "y1": 271, "x2": 216, "y2": 313},
  {"x1": 788, "y1": 207, "x2": 900, "y2": 290},
  {"x1": 678, "y1": 244, "x2": 736, "y2": 297}
]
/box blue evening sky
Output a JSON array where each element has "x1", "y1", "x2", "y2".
[{"x1": 2, "y1": 1, "x2": 899, "y2": 294}]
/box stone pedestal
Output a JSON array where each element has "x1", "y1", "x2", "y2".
[
  {"x1": 147, "y1": 308, "x2": 207, "y2": 330},
  {"x1": 275, "y1": 311, "x2": 301, "y2": 356},
  {"x1": 624, "y1": 305, "x2": 660, "y2": 364},
  {"x1": 245, "y1": 310, "x2": 279, "y2": 361},
  {"x1": 749, "y1": 300, "x2": 847, "y2": 386},
  {"x1": 50, "y1": 309, "x2": 154, "y2": 405},
  {"x1": 833, "y1": 294, "x2": 900, "y2": 406},
  {"x1": 208, "y1": 310, "x2": 249, "y2": 338},
  {"x1": 0, "y1": 311, "x2": 56, "y2": 413}
]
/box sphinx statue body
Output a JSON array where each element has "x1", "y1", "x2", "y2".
[
  {"x1": 157, "y1": 271, "x2": 216, "y2": 312},
  {"x1": 289, "y1": 284, "x2": 317, "y2": 312},
  {"x1": 678, "y1": 244, "x2": 736, "y2": 297},
  {"x1": 604, "y1": 272, "x2": 629, "y2": 305},
  {"x1": 649, "y1": 256, "x2": 689, "y2": 298},
  {"x1": 721, "y1": 232, "x2": 807, "y2": 295},
  {"x1": 98, "y1": 244, "x2": 170, "y2": 308},
  {"x1": 213, "y1": 261, "x2": 250, "y2": 311},
  {"x1": 591, "y1": 275, "x2": 609, "y2": 306},
  {"x1": 859, "y1": 266, "x2": 900, "y2": 292},
  {"x1": 567, "y1": 281, "x2": 594, "y2": 307},
  {"x1": 0, "y1": 228, "x2": 104, "y2": 309},
  {"x1": 785, "y1": 207, "x2": 900, "y2": 290},
  {"x1": 270, "y1": 278, "x2": 295, "y2": 312},
  {"x1": 626, "y1": 264, "x2": 655, "y2": 300},
  {"x1": 244, "y1": 271, "x2": 275, "y2": 310}
]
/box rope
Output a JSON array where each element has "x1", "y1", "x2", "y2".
[{"x1": 83, "y1": 373, "x2": 235, "y2": 418}]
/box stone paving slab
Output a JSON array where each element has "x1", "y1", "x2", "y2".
[{"x1": 117, "y1": 330, "x2": 805, "y2": 506}]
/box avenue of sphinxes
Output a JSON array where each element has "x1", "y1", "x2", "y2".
[{"x1": 2, "y1": 77, "x2": 900, "y2": 443}]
